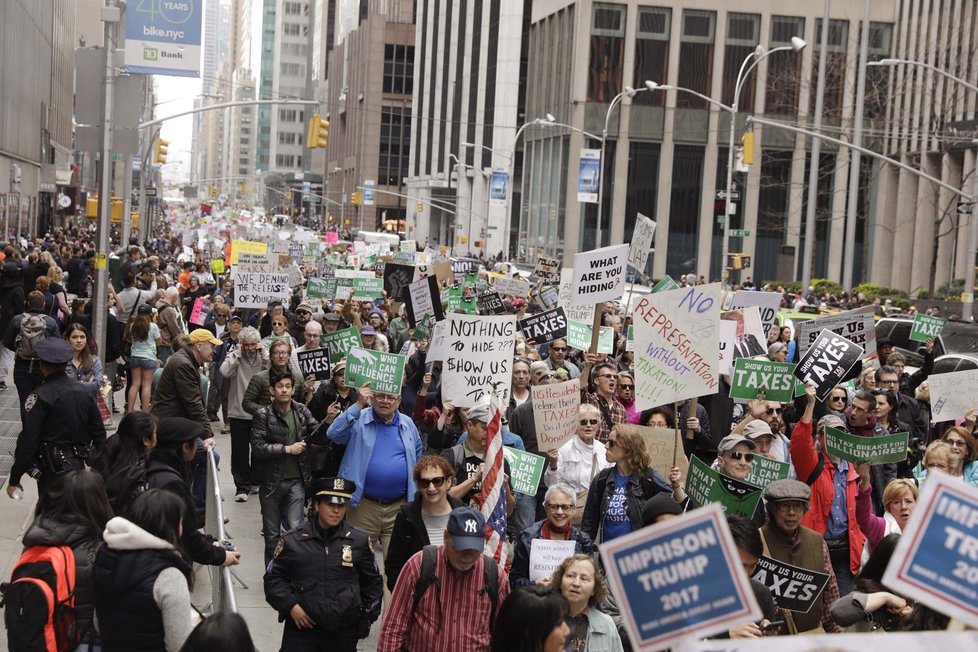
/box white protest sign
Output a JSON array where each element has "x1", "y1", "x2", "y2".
[
  {"x1": 530, "y1": 379, "x2": 581, "y2": 452},
  {"x1": 232, "y1": 270, "x2": 290, "y2": 308},
  {"x1": 631, "y1": 283, "x2": 722, "y2": 409},
  {"x1": 797, "y1": 305, "x2": 877, "y2": 363},
  {"x1": 627, "y1": 213, "x2": 656, "y2": 272},
  {"x1": 492, "y1": 276, "x2": 531, "y2": 297},
  {"x1": 728, "y1": 291, "x2": 782, "y2": 336},
  {"x1": 426, "y1": 320, "x2": 449, "y2": 363},
  {"x1": 571, "y1": 244, "x2": 628, "y2": 306},
  {"x1": 928, "y1": 368, "x2": 978, "y2": 423},
  {"x1": 557, "y1": 268, "x2": 595, "y2": 324},
  {"x1": 718, "y1": 320, "x2": 738, "y2": 375},
  {"x1": 529, "y1": 539, "x2": 578, "y2": 582},
  {"x1": 443, "y1": 314, "x2": 517, "y2": 407}
]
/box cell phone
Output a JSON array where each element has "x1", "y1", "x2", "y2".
[{"x1": 762, "y1": 620, "x2": 784, "y2": 632}]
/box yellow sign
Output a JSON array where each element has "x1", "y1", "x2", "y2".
[
  {"x1": 458, "y1": 235, "x2": 469, "y2": 244},
  {"x1": 229, "y1": 239, "x2": 268, "y2": 265},
  {"x1": 211, "y1": 259, "x2": 225, "y2": 275},
  {"x1": 95, "y1": 253, "x2": 107, "y2": 270}
]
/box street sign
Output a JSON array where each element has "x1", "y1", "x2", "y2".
[
  {"x1": 957, "y1": 202, "x2": 974, "y2": 215},
  {"x1": 716, "y1": 190, "x2": 741, "y2": 200},
  {"x1": 730, "y1": 229, "x2": 751, "y2": 237}
]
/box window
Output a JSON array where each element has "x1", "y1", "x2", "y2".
[
  {"x1": 677, "y1": 10, "x2": 715, "y2": 109},
  {"x1": 278, "y1": 132, "x2": 299, "y2": 145},
  {"x1": 283, "y1": 23, "x2": 301, "y2": 36},
  {"x1": 279, "y1": 62, "x2": 305, "y2": 78},
  {"x1": 666, "y1": 145, "x2": 704, "y2": 275},
  {"x1": 722, "y1": 13, "x2": 759, "y2": 110},
  {"x1": 809, "y1": 19, "x2": 848, "y2": 118},
  {"x1": 864, "y1": 22, "x2": 893, "y2": 119},
  {"x1": 383, "y1": 44, "x2": 415, "y2": 95},
  {"x1": 278, "y1": 109, "x2": 299, "y2": 122},
  {"x1": 587, "y1": 3, "x2": 625, "y2": 102},
  {"x1": 633, "y1": 7, "x2": 670, "y2": 106},
  {"x1": 275, "y1": 154, "x2": 297, "y2": 168},
  {"x1": 766, "y1": 16, "x2": 805, "y2": 115},
  {"x1": 284, "y1": 2, "x2": 302, "y2": 15},
  {"x1": 378, "y1": 107, "x2": 411, "y2": 187}
]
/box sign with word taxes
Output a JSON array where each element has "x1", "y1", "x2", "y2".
[
  {"x1": 502, "y1": 447, "x2": 546, "y2": 496},
  {"x1": 928, "y1": 368, "x2": 978, "y2": 423},
  {"x1": 320, "y1": 327, "x2": 363, "y2": 364},
  {"x1": 571, "y1": 244, "x2": 629, "y2": 306},
  {"x1": 477, "y1": 290, "x2": 507, "y2": 315},
  {"x1": 345, "y1": 347, "x2": 406, "y2": 395},
  {"x1": 792, "y1": 330, "x2": 863, "y2": 402},
  {"x1": 599, "y1": 503, "x2": 761, "y2": 651},
  {"x1": 531, "y1": 379, "x2": 581, "y2": 452},
  {"x1": 685, "y1": 456, "x2": 763, "y2": 519},
  {"x1": 824, "y1": 427, "x2": 909, "y2": 464},
  {"x1": 296, "y1": 348, "x2": 332, "y2": 381},
  {"x1": 797, "y1": 305, "x2": 876, "y2": 363},
  {"x1": 910, "y1": 313, "x2": 946, "y2": 342},
  {"x1": 751, "y1": 556, "x2": 830, "y2": 613},
  {"x1": 442, "y1": 314, "x2": 517, "y2": 408},
  {"x1": 519, "y1": 307, "x2": 568, "y2": 344},
  {"x1": 729, "y1": 358, "x2": 799, "y2": 403}
]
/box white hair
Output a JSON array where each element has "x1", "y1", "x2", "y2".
[
  {"x1": 545, "y1": 483, "x2": 576, "y2": 504},
  {"x1": 164, "y1": 287, "x2": 179, "y2": 298}
]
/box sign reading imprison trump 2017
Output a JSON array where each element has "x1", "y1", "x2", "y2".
[
  {"x1": 910, "y1": 313, "x2": 946, "y2": 342},
  {"x1": 124, "y1": 0, "x2": 203, "y2": 77},
  {"x1": 628, "y1": 213, "x2": 657, "y2": 273},
  {"x1": 599, "y1": 504, "x2": 761, "y2": 651},
  {"x1": 882, "y1": 471, "x2": 978, "y2": 628},
  {"x1": 729, "y1": 358, "x2": 799, "y2": 403},
  {"x1": 321, "y1": 327, "x2": 362, "y2": 364},
  {"x1": 442, "y1": 314, "x2": 517, "y2": 408},
  {"x1": 519, "y1": 308, "x2": 568, "y2": 344},
  {"x1": 824, "y1": 427, "x2": 909, "y2": 465},
  {"x1": 578, "y1": 149, "x2": 601, "y2": 203},
  {"x1": 502, "y1": 448, "x2": 547, "y2": 496},
  {"x1": 232, "y1": 271, "x2": 290, "y2": 309},
  {"x1": 296, "y1": 348, "x2": 332, "y2": 381},
  {"x1": 751, "y1": 556, "x2": 830, "y2": 613},
  {"x1": 797, "y1": 305, "x2": 876, "y2": 361},
  {"x1": 928, "y1": 368, "x2": 978, "y2": 423},
  {"x1": 531, "y1": 379, "x2": 581, "y2": 452},
  {"x1": 792, "y1": 330, "x2": 863, "y2": 401},
  {"x1": 345, "y1": 347, "x2": 406, "y2": 395},
  {"x1": 685, "y1": 456, "x2": 764, "y2": 519},
  {"x1": 631, "y1": 284, "x2": 722, "y2": 409},
  {"x1": 571, "y1": 244, "x2": 628, "y2": 306}
]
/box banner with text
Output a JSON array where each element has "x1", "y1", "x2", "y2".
[
  {"x1": 502, "y1": 448, "x2": 547, "y2": 496},
  {"x1": 793, "y1": 330, "x2": 863, "y2": 402},
  {"x1": 296, "y1": 348, "x2": 332, "y2": 381},
  {"x1": 442, "y1": 314, "x2": 517, "y2": 407},
  {"x1": 628, "y1": 213, "x2": 657, "y2": 273},
  {"x1": 559, "y1": 268, "x2": 596, "y2": 324},
  {"x1": 824, "y1": 427, "x2": 909, "y2": 464},
  {"x1": 124, "y1": 0, "x2": 202, "y2": 77},
  {"x1": 571, "y1": 244, "x2": 628, "y2": 305},
  {"x1": 685, "y1": 456, "x2": 763, "y2": 519},
  {"x1": 529, "y1": 539, "x2": 578, "y2": 582},
  {"x1": 928, "y1": 368, "x2": 978, "y2": 423},
  {"x1": 519, "y1": 308, "x2": 568, "y2": 344},
  {"x1": 232, "y1": 271, "x2": 290, "y2": 308},
  {"x1": 910, "y1": 313, "x2": 946, "y2": 342},
  {"x1": 797, "y1": 305, "x2": 876, "y2": 364},
  {"x1": 321, "y1": 327, "x2": 363, "y2": 364},
  {"x1": 729, "y1": 358, "x2": 799, "y2": 403},
  {"x1": 566, "y1": 320, "x2": 614, "y2": 354},
  {"x1": 751, "y1": 556, "x2": 830, "y2": 613},
  {"x1": 531, "y1": 379, "x2": 581, "y2": 452},
  {"x1": 345, "y1": 347, "x2": 406, "y2": 395},
  {"x1": 406, "y1": 275, "x2": 444, "y2": 328}
]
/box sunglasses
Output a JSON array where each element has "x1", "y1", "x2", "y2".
[
  {"x1": 580, "y1": 419, "x2": 599, "y2": 426},
  {"x1": 726, "y1": 451, "x2": 754, "y2": 462},
  {"x1": 595, "y1": 374, "x2": 616, "y2": 380},
  {"x1": 765, "y1": 408, "x2": 783, "y2": 415},
  {"x1": 550, "y1": 346, "x2": 567, "y2": 352},
  {"x1": 829, "y1": 395, "x2": 846, "y2": 402},
  {"x1": 618, "y1": 384, "x2": 634, "y2": 391},
  {"x1": 418, "y1": 476, "x2": 447, "y2": 488}
]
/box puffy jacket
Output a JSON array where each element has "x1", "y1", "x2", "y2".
[
  {"x1": 151, "y1": 348, "x2": 211, "y2": 435},
  {"x1": 384, "y1": 493, "x2": 465, "y2": 591},
  {"x1": 510, "y1": 519, "x2": 593, "y2": 588},
  {"x1": 580, "y1": 466, "x2": 673, "y2": 543},
  {"x1": 250, "y1": 400, "x2": 324, "y2": 491}
]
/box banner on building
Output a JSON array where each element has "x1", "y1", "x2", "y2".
[
  {"x1": 124, "y1": 0, "x2": 203, "y2": 77},
  {"x1": 489, "y1": 170, "x2": 509, "y2": 205},
  {"x1": 577, "y1": 149, "x2": 601, "y2": 203}
]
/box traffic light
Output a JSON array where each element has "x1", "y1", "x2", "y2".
[
  {"x1": 153, "y1": 137, "x2": 170, "y2": 164},
  {"x1": 741, "y1": 131, "x2": 755, "y2": 165},
  {"x1": 418, "y1": 200, "x2": 424, "y2": 213},
  {"x1": 351, "y1": 191, "x2": 362, "y2": 206},
  {"x1": 241, "y1": 181, "x2": 247, "y2": 194},
  {"x1": 727, "y1": 253, "x2": 752, "y2": 270},
  {"x1": 306, "y1": 114, "x2": 329, "y2": 148}
]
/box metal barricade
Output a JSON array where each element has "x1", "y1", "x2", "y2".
[{"x1": 204, "y1": 448, "x2": 238, "y2": 613}]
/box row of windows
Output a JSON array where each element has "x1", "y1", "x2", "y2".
[
  {"x1": 282, "y1": 42, "x2": 308, "y2": 57},
  {"x1": 383, "y1": 44, "x2": 415, "y2": 95},
  {"x1": 283, "y1": 2, "x2": 304, "y2": 15},
  {"x1": 283, "y1": 23, "x2": 302, "y2": 36},
  {"x1": 379, "y1": 107, "x2": 411, "y2": 187},
  {"x1": 275, "y1": 154, "x2": 302, "y2": 168},
  {"x1": 280, "y1": 62, "x2": 306, "y2": 78},
  {"x1": 278, "y1": 109, "x2": 304, "y2": 122}
]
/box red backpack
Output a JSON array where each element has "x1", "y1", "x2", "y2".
[{"x1": 1, "y1": 545, "x2": 79, "y2": 652}]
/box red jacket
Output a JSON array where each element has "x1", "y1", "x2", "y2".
[{"x1": 790, "y1": 419, "x2": 865, "y2": 575}]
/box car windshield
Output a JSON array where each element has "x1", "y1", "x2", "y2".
[{"x1": 938, "y1": 325, "x2": 978, "y2": 355}]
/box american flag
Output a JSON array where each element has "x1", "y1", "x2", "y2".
[{"x1": 478, "y1": 393, "x2": 508, "y2": 565}]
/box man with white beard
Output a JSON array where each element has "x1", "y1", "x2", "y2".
[{"x1": 220, "y1": 326, "x2": 270, "y2": 502}]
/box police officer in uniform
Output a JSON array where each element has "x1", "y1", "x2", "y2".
[
  {"x1": 6, "y1": 338, "x2": 107, "y2": 499},
  {"x1": 264, "y1": 476, "x2": 383, "y2": 651}
]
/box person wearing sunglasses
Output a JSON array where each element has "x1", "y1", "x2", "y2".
[
  {"x1": 930, "y1": 426, "x2": 978, "y2": 487},
  {"x1": 543, "y1": 405, "x2": 613, "y2": 526},
  {"x1": 713, "y1": 435, "x2": 756, "y2": 481},
  {"x1": 826, "y1": 387, "x2": 849, "y2": 416},
  {"x1": 874, "y1": 365, "x2": 928, "y2": 445},
  {"x1": 614, "y1": 371, "x2": 640, "y2": 424},
  {"x1": 510, "y1": 482, "x2": 594, "y2": 588},
  {"x1": 579, "y1": 353, "x2": 627, "y2": 445},
  {"x1": 544, "y1": 338, "x2": 580, "y2": 379},
  {"x1": 384, "y1": 456, "x2": 464, "y2": 592}
]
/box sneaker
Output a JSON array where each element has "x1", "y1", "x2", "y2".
[
  {"x1": 249, "y1": 485, "x2": 260, "y2": 495},
  {"x1": 221, "y1": 424, "x2": 230, "y2": 434},
  {"x1": 0, "y1": 382, "x2": 8, "y2": 391},
  {"x1": 208, "y1": 414, "x2": 220, "y2": 422},
  {"x1": 234, "y1": 493, "x2": 247, "y2": 502}
]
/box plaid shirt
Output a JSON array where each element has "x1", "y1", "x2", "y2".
[{"x1": 580, "y1": 388, "x2": 627, "y2": 444}]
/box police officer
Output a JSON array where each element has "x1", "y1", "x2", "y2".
[
  {"x1": 264, "y1": 476, "x2": 383, "y2": 651},
  {"x1": 6, "y1": 338, "x2": 107, "y2": 499}
]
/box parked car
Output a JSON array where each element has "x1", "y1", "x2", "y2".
[{"x1": 876, "y1": 316, "x2": 978, "y2": 370}]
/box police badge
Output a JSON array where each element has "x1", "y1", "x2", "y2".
[
  {"x1": 341, "y1": 544, "x2": 353, "y2": 566},
  {"x1": 24, "y1": 394, "x2": 37, "y2": 412}
]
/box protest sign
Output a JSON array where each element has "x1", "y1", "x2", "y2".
[
  {"x1": 797, "y1": 305, "x2": 876, "y2": 362},
  {"x1": 720, "y1": 307, "x2": 767, "y2": 360},
  {"x1": 529, "y1": 539, "x2": 577, "y2": 582},
  {"x1": 717, "y1": 320, "x2": 737, "y2": 376},
  {"x1": 459, "y1": 296, "x2": 478, "y2": 314},
  {"x1": 230, "y1": 239, "x2": 267, "y2": 264},
  {"x1": 306, "y1": 277, "x2": 335, "y2": 299},
  {"x1": 321, "y1": 327, "x2": 362, "y2": 364},
  {"x1": 571, "y1": 244, "x2": 628, "y2": 306},
  {"x1": 824, "y1": 427, "x2": 909, "y2": 464},
  {"x1": 232, "y1": 271, "x2": 290, "y2": 308},
  {"x1": 351, "y1": 277, "x2": 384, "y2": 300},
  {"x1": 600, "y1": 503, "x2": 761, "y2": 651},
  {"x1": 345, "y1": 347, "x2": 406, "y2": 395},
  {"x1": 685, "y1": 456, "x2": 763, "y2": 519},
  {"x1": 433, "y1": 259, "x2": 454, "y2": 285},
  {"x1": 882, "y1": 471, "x2": 978, "y2": 628},
  {"x1": 792, "y1": 330, "x2": 863, "y2": 401},
  {"x1": 729, "y1": 358, "x2": 798, "y2": 403},
  {"x1": 566, "y1": 319, "x2": 614, "y2": 354},
  {"x1": 519, "y1": 308, "x2": 568, "y2": 344},
  {"x1": 531, "y1": 379, "x2": 581, "y2": 452},
  {"x1": 558, "y1": 268, "x2": 596, "y2": 324},
  {"x1": 632, "y1": 284, "x2": 722, "y2": 409},
  {"x1": 210, "y1": 259, "x2": 225, "y2": 275},
  {"x1": 383, "y1": 263, "x2": 416, "y2": 302},
  {"x1": 728, "y1": 291, "x2": 782, "y2": 336},
  {"x1": 626, "y1": 325, "x2": 634, "y2": 352},
  {"x1": 189, "y1": 297, "x2": 212, "y2": 327},
  {"x1": 928, "y1": 368, "x2": 978, "y2": 423},
  {"x1": 910, "y1": 313, "x2": 946, "y2": 342},
  {"x1": 534, "y1": 256, "x2": 562, "y2": 279},
  {"x1": 651, "y1": 275, "x2": 680, "y2": 293},
  {"x1": 677, "y1": 632, "x2": 978, "y2": 652},
  {"x1": 445, "y1": 286, "x2": 462, "y2": 313},
  {"x1": 744, "y1": 456, "x2": 792, "y2": 490},
  {"x1": 627, "y1": 213, "x2": 657, "y2": 273},
  {"x1": 235, "y1": 250, "x2": 276, "y2": 272},
  {"x1": 493, "y1": 276, "x2": 531, "y2": 297},
  {"x1": 442, "y1": 314, "x2": 517, "y2": 407},
  {"x1": 296, "y1": 348, "x2": 332, "y2": 381},
  {"x1": 502, "y1": 448, "x2": 546, "y2": 496},
  {"x1": 635, "y1": 426, "x2": 689, "y2": 480},
  {"x1": 477, "y1": 290, "x2": 506, "y2": 315},
  {"x1": 426, "y1": 320, "x2": 449, "y2": 362},
  {"x1": 751, "y1": 556, "x2": 830, "y2": 613},
  {"x1": 405, "y1": 275, "x2": 444, "y2": 328}
]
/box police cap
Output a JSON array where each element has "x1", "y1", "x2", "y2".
[
  {"x1": 36, "y1": 338, "x2": 73, "y2": 365},
  {"x1": 309, "y1": 476, "x2": 356, "y2": 504}
]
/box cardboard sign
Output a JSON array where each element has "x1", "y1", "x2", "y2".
[
  {"x1": 531, "y1": 379, "x2": 581, "y2": 452},
  {"x1": 529, "y1": 539, "x2": 577, "y2": 582},
  {"x1": 519, "y1": 308, "x2": 568, "y2": 344},
  {"x1": 558, "y1": 268, "x2": 596, "y2": 324},
  {"x1": 534, "y1": 256, "x2": 562, "y2": 277},
  {"x1": 426, "y1": 320, "x2": 449, "y2": 362},
  {"x1": 230, "y1": 239, "x2": 267, "y2": 264},
  {"x1": 797, "y1": 305, "x2": 876, "y2": 362},
  {"x1": 751, "y1": 556, "x2": 830, "y2": 613},
  {"x1": 345, "y1": 347, "x2": 406, "y2": 395},
  {"x1": 493, "y1": 276, "x2": 531, "y2": 297},
  {"x1": 910, "y1": 313, "x2": 946, "y2": 342},
  {"x1": 928, "y1": 368, "x2": 978, "y2": 423},
  {"x1": 502, "y1": 448, "x2": 546, "y2": 496},
  {"x1": 321, "y1": 327, "x2": 363, "y2": 364},
  {"x1": 433, "y1": 259, "x2": 453, "y2": 285},
  {"x1": 566, "y1": 319, "x2": 614, "y2": 354},
  {"x1": 296, "y1": 348, "x2": 332, "y2": 381},
  {"x1": 743, "y1": 456, "x2": 792, "y2": 490},
  {"x1": 442, "y1": 314, "x2": 517, "y2": 407},
  {"x1": 729, "y1": 358, "x2": 799, "y2": 403},
  {"x1": 570, "y1": 244, "x2": 628, "y2": 306},
  {"x1": 232, "y1": 271, "x2": 290, "y2": 308},
  {"x1": 651, "y1": 276, "x2": 680, "y2": 293},
  {"x1": 792, "y1": 330, "x2": 863, "y2": 402},
  {"x1": 627, "y1": 213, "x2": 657, "y2": 273},
  {"x1": 824, "y1": 426, "x2": 909, "y2": 464},
  {"x1": 685, "y1": 456, "x2": 763, "y2": 519},
  {"x1": 632, "y1": 284, "x2": 722, "y2": 409},
  {"x1": 477, "y1": 290, "x2": 506, "y2": 315},
  {"x1": 599, "y1": 504, "x2": 761, "y2": 651},
  {"x1": 635, "y1": 426, "x2": 689, "y2": 480},
  {"x1": 383, "y1": 263, "x2": 416, "y2": 302},
  {"x1": 406, "y1": 275, "x2": 444, "y2": 328},
  {"x1": 728, "y1": 291, "x2": 782, "y2": 336}
]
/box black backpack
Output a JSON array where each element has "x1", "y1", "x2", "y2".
[{"x1": 411, "y1": 545, "x2": 499, "y2": 631}]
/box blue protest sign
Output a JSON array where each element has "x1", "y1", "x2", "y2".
[
  {"x1": 882, "y1": 471, "x2": 978, "y2": 628},
  {"x1": 124, "y1": 0, "x2": 203, "y2": 77},
  {"x1": 600, "y1": 503, "x2": 760, "y2": 650}
]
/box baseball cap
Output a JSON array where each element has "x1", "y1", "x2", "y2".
[
  {"x1": 188, "y1": 328, "x2": 222, "y2": 345},
  {"x1": 466, "y1": 403, "x2": 494, "y2": 424},
  {"x1": 446, "y1": 507, "x2": 486, "y2": 552},
  {"x1": 360, "y1": 325, "x2": 376, "y2": 335},
  {"x1": 717, "y1": 434, "x2": 756, "y2": 454},
  {"x1": 742, "y1": 420, "x2": 774, "y2": 440}
]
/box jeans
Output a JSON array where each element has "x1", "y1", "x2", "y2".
[
  {"x1": 260, "y1": 477, "x2": 307, "y2": 565},
  {"x1": 229, "y1": 417, "x2": 254, "y2": 494},
  {"x1": 509, "y1": 492, "x2": 537, "y2": 539},
  {"x1": 157, "y1": 345, "x2": 173, "y2": 366},
  {"x1": 14, "y1": 362, "x2": 42, "y2": 422},
  {"x1": 0, "y1": 344, "x2": 14, "y2": 384},
  {"x1": 827, "y1": 538, "x2": 855, "y2": 597}
]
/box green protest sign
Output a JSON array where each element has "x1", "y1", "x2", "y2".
[
  {"x1": 464, "y1": 271, "x2": 478, "y2": 288},
  {"x1": 321, "y1": 327, "x2": 362, "y2": 364},
  {"x1": 352, "y1": 277, "x2": 384, "y2": 300},
  {"x1": 502, "y1": 448, "x2": 546, "y2": 495},
  {"x1": 345, "y1": 347, "x2": 406, "y2": 395},
  {"x1": 910, "y1": 313, "x2": 946, "y2": 342},
  {"x1": 446, "y1": 286, "x2": 462, "y2": 312},
  {"x1": 626, "y1": 325, "x2": 634, "y2": 352},
  {"x1": 566, "y1": 319, "x2": 614, "y2": 354},
  {"x1": 685, "y1": 456, "x2": 763, "y2": 519},
  {"x1": 460, "y1": 296, "x2": 478, "y2": 314},
  {"x1": 476, "y1": 278, "x2": 488, "y2": 293},
  {"x1": 744, "y1": 456, "x2": 792, "y2": 489},
  {"x1": 824, "y1": 427, "x2": 909, "y2": 464},
  {"x1": 413, "y1": 314, "x2": 435, "y2": 341},
  {"x1": 729, "y1": 358, "x2": 798, "y2": 403},
  {"x1": 651, "y1": 275, "x2": 680, "y2": 293},
  {"x1": 307, "y1": 277, "x2": 335, "y2": 299}
]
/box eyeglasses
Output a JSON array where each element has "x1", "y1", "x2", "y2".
[
  {"x1": 829, "y1": 396, "x2": 847, "y2": 402},
  {"x1": 550, "y1": 346, "x2": 567, "y2": 352},
  {"x1": 272, "y1": 350, "x2": 290, "y2": 356},
  {"x1": 879, "y1": 379, "x2": 899, "y2": 387},
  {"x1": 418, "y1": 476, "x2": 447, "y2": 488},
  {"x1": 296, "y1": 310, "x2": 311, "y2": 316},
  {"x1": 618, "y1": 384, "x2": 634, "y2": 391},
  {"x1": 726, "y1": 451, "x2": 754, "y2": 462},
  {"x1": 536, "y1": 373, "x2": 557, "y2": 381},
  {"x1": 774, "y1": 501, "x2": 806, "y2": 513},
  {"x1": 946, "y1": 439, "x2": 967, "y2": 448},
  {"x1": 595, "y1": 374, "x2": 616, "y2": 380},
  {"x1": 765, "y1": 408, "x2": 783, "y2": 415},
  {"x1": 545, "y1": 503, "x2": 574, "y2": 512},
  {"x1": 580, "y1": 419, "x2": 599, "y2": 426},
  {"x1": 374, "y1": 394, "x2": 399, "y2": 403}
]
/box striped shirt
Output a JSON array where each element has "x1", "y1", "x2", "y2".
[{"x1": 378, "y1": 546, "x2": 511, "y2": 652}]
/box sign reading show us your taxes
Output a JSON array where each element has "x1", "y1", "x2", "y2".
[{"x1": 125, "y1": 0, "x2": 203, "y2": 77}]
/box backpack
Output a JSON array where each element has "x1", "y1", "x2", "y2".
[
  {"x1": 16, "y1": 314, "x2": 48, "y2": 360},
  {"x1": 412, "y1": 545, "x2": 499, "y2": 632},
  {"x1": 0, "y1": 545, "x2": 79, "y2": 652}
]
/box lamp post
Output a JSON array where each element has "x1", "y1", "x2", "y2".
[{"x1": 504, "y1": 114, "x2": 556, "y2": 260}]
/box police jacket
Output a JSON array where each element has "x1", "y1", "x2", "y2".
[
  {"x1": 250, "y1": 400, "x2": 325, "y2": 491},
  {"x1": 264, "y1": 519, "x2": 383, "y2": 631},
  {"x1": 10, "y1": 371, "x2": 106, "y2": 486}
]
